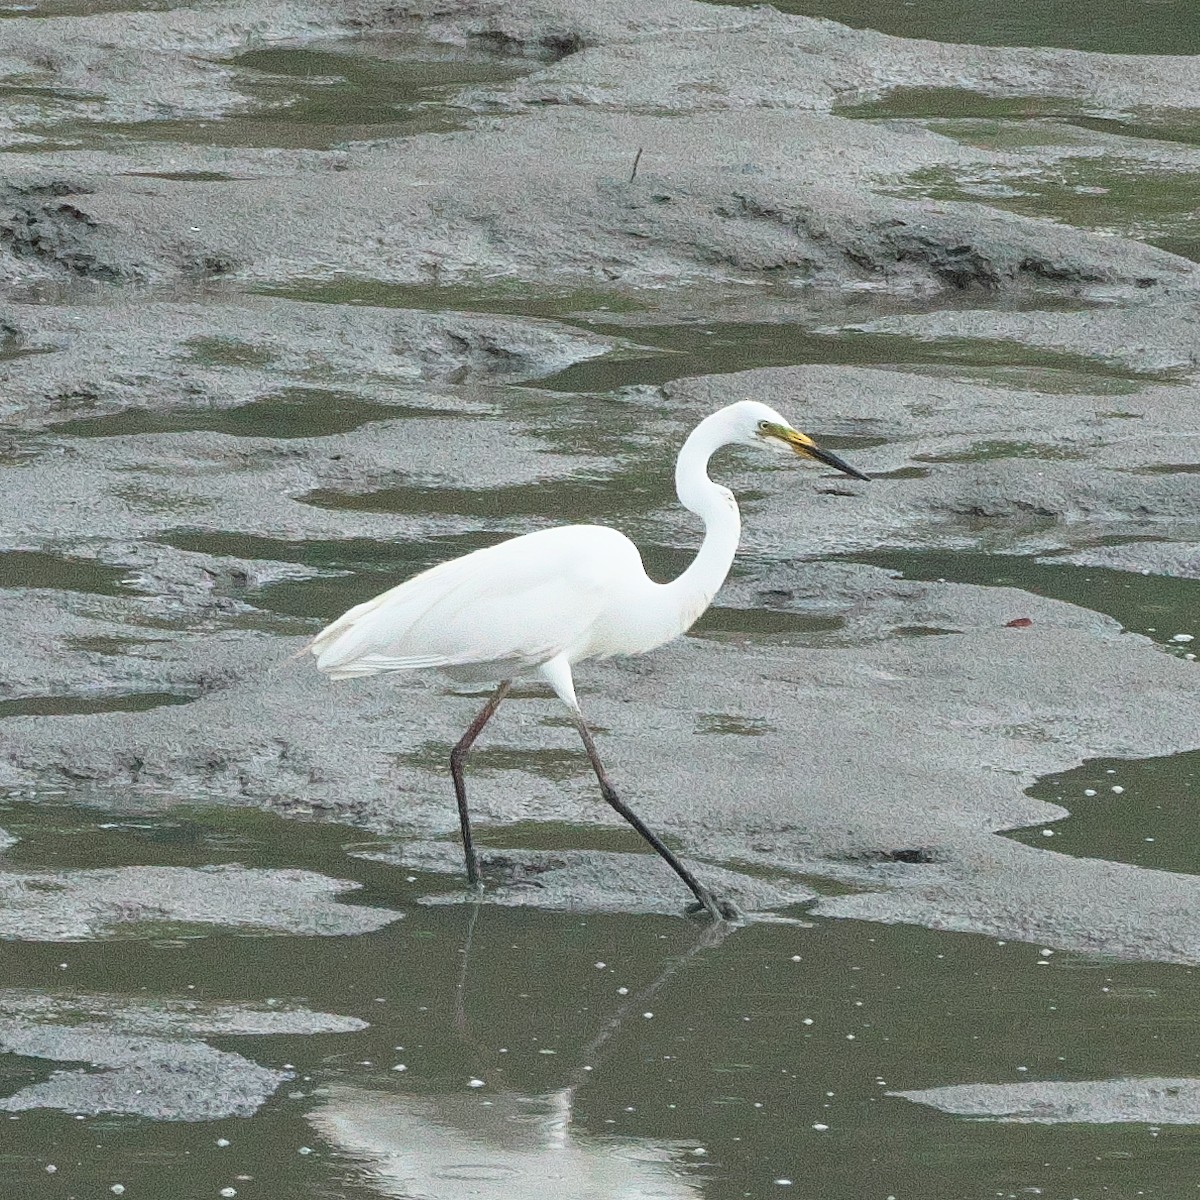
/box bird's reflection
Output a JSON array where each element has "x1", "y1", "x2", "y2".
[{"x1": 309, "y1": 910, "x2": 732, "y2": 1199}]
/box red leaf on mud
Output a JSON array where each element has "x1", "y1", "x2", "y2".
[{"x1": 1005, "y1": 617, "x2": 1034, "y2": 628}]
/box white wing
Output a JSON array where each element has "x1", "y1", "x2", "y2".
[{"x1": 310, "y1": 525, "x2": 637, "y2": 680}]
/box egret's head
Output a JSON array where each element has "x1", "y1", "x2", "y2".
[{"x1": 730, "y1": 400, "x2": 870, "y2": 481}]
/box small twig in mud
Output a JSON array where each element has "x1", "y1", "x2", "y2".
[{"x1": 629, "y1": 147, "x2": 643, "y2": 183}]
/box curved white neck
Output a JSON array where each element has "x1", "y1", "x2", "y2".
[{"x1": 662, "y1": 412, "x2": 742, "y2": 631}]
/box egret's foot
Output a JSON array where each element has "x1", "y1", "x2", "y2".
[{"x1": 686, "y1": 890, "x2": 742, "y2": 922}]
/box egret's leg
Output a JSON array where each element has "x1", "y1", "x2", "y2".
[
  {"x1": 571, "y1": 713, "x2": 739, "y2": 921},
  {"x1": 450, "y1": 681, "x2": 512, "y2": 886}
]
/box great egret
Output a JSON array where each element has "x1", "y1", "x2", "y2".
[{"x1": 310, "y1": 400, "x2": 868, "y2": 918}]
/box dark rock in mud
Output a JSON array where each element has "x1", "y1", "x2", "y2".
[{"x1": 0, "y1": 182, "x2": 139, "y2": 284}]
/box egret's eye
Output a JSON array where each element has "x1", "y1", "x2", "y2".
[{"x1": 757, "y1": 420, "x2": 770, "y2": 432}]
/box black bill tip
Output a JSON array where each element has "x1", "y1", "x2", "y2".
[{"x1": 809, "y1": 443, "x2": 871, "y2": 482}]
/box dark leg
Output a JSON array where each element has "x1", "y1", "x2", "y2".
[
  {"x1": 450, "y1": 681, "x2": 512, "y2": 886},
  {"x1": 571, "y1": 713, "x2": 740, "y2": 921}
]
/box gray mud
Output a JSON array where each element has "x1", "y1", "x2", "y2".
[
  {"x1": 893, "y1": 1076, "x2": 1200, "y2": 1125},
  {"x1": 3, "y1": 0, "x2": 1200, "y2": 951},
  {"x1": 0, "y1": 994, "x2": 365, "y2": 1120},
  {"x1": 0, "y1": 862, "x2": 402, "y2": 939},
  {"x1": 4, "y1": 0, "x2": 1200, "y2": 1191}
]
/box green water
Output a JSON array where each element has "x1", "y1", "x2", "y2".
[
  {"x1": 5, "y1": 1, "x2": 1200, "y2": 1195},
  {"x1": 7, "y1": 40, "x2": 529, "y2": 152},
  {"x1": 885, "y1": 160, "x2": 1200, "y2": 263},
  {"x1": 0, "y1": 550, "x2": 131, "y2": 595},
  {"x1": 47, "y1": 388, "x2": 419, "y2": 440},
  {"x1": 259, "y1": 278, "x2": 1159, "y2": 395},
  {"x1": 843, "y1": 548, "x2": 1200, "y2": 650},
  {"x1": 0, "y1": 691, "x2": 195, "y2": 718},
  {"x1": 710, "y1": 0, "x2": 1200, "y2": 55},
  {"x1": 540, "y1": 322, "x2": 1157, "y2": 394},
  {"x1": 0, "y1": 796, "x2": 1198, "y2": 1199},
  {"x1": 846, "y1": 88, "x2": 1200, "y2": 154},
  {"x1": 1017, "y1": 750, "x2": 1200, "y2": 876}
]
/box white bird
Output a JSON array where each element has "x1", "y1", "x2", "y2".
[{"x1": 310, "y1": 400, "x2": 868, "y2": 918}]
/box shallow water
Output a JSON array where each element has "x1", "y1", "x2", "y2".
[
  {"x1": 845, "y1": 88, "x2": 1200, "y2": 152},
  {"x1": 6, "y1": 38, "x2": 531, "y2": 152},
  {"x1": 0, "y1": 690, "x2": 196, "y2": 718},
  {"x1": 711, "y1": 0, "x2": 1200, "y2": 55},
  {"x1": 5, "y1": 5, "x2": 1200, "y2": 1198},
  {"x1": 1, "y1": 795, "x2": 1199, "y2": 1199},
  {"x1": 843, "y1": 548, "x2": 1200, "y2": 651},
  {"x1": 46, "y1": 388, "x2": 420, "y2": 440},
  {"x1": 883, "y1": 160, "x2": 1200, "y2": 265},
  {"x1": 0, "y1": 549, "x2": 132, "y2": 595},
  {"x1": 1017, "y1": 749, "x2": 1200, "y2": 876}
]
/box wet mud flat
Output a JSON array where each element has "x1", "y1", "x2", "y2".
[{"x1": 3, "y1": 0, "x2": 1200, "y2": 1194}]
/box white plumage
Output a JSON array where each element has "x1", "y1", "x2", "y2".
[
  {"x1": 311, "y1": 525, "x2": 641, "y2": 685},
  {"x1": 309, "y1": 400, "x2": 868, "y2": 918}
]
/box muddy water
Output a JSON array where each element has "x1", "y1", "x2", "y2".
[
  {"x1": 10, "y1": 40, "x2": 530, "y2": 153},
  {"x1": 844, "y1": 548, "x2": 1200, "y2": 650},
  {"x1": 2, "y1": 795, "x2": 1200, "y2": 1200},
  {"x1": 46, "y1": 388, "x2": 419, "y2": 440},
  {"x1": 6, "y1": 11, "x2": 1200, "y2": 1200},
  {"x1": 9, "y1": 364, "x2": 1200, "y2": 1197},
  {"x1": 713, "y1": 0, "x2": 1200, "y2": 55},
  {"x1": 1017, "y1": 749, "x2": 1200, "y2": 875}
]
